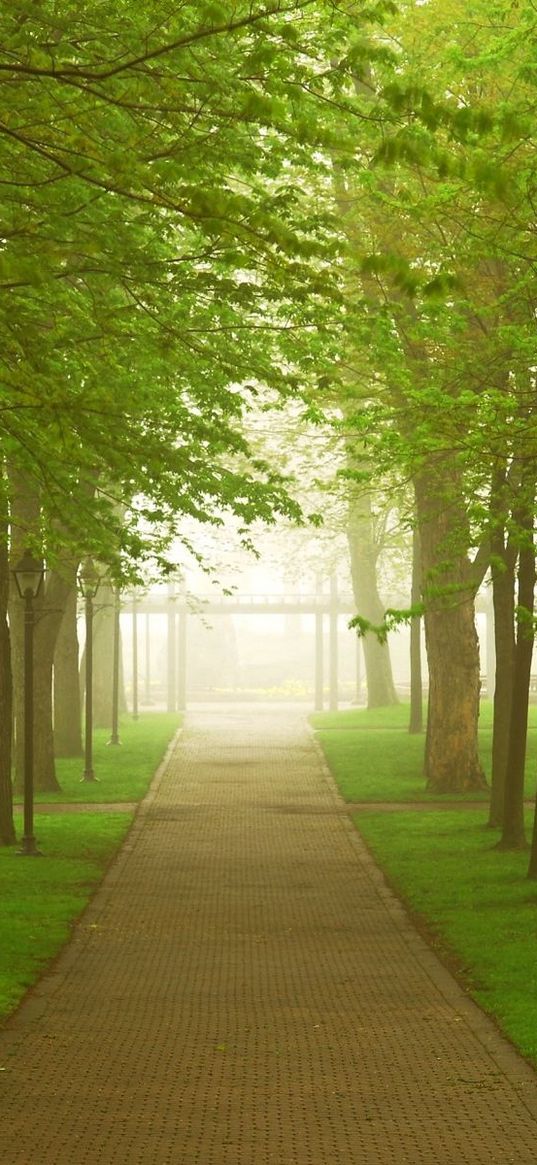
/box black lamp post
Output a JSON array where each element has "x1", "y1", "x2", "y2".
[
  {"x1": 78, "y1": 558, "x2": 100, "y2": 782},
  {"x1": 12, "y1": 548, "x2": 45, "y2": 857}
]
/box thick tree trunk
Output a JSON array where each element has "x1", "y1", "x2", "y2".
[
  {"x1": 0, "y1": 503, "x2": 15, "y2": 845},
  {"x1": 7, "y1": 470, "x2": 63, "y2": 794},
  {"x1": 347, "y1": 489, "x2": 398, "y2": 709},
  {"x1": 498, "y1": 534, "x2": 535, "y2": 850},
  {"x1": 488, "y1": 543, "x2": 516, "y2": 827},
  {"x1": 33, "y1": 641, "x2": 57, "y2": 792},
  {"x1": 12, "y1": 569, "x2": 75, "y2": 794},
  {"x1": 54, "y1": 584, "x2": 82, "y2": 757},
  {"x1": 409, "y1": 524, "x2": 423, "y2": 734},
  {"x1": 422, "y1": 597, "x2": 486, "y2": 791},
  {"x1": 415, "y1": 467, "x2": 487, "y2": 793}
]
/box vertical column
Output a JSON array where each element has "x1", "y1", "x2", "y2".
[
  {"x1": 132, "y1": 597, "x2": 139, "y2": 720},
  {"x1": 82, "y1": 590, "x2": 97, "y2": 780},
  {"x1": 109, "y1": 588, "x2": 121, "y2": 745},
  {"x1": 355, "y1": 633, "x2": 362, "y2": 705},
  {"x1": 21, "y1": 591, "x2": 41, "y2": 852},
  {"x1": 177, "y1": 607, "x2": 187, "y2": 712},
  {"x1": 144, "y1": 612, "x2": 151, "y2": 704},
  {"x1": 167, "y1": 585, "x2": 177, "y2": 714},
  {"x1": 486, "y1": 601, "x2": 496, "y2": 701},
  {"x1": 329, "y1": 574, "x2": 338, "y2": 712},
  {"x1": 314, "y1": 608, "x2": 324, "y2": 711},
  {"x1": 409, "y1": 525, "x2": 423, "y2": 733}
]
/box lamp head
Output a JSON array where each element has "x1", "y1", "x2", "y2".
[
  {"x1": 12, "y1": 549, "x2": 45, "y2": 600},
  {"x1": 78, "y1": 557, "x2": 100, "y2": 600}
]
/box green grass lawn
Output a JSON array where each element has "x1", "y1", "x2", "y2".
[
  {"x1": 2, "y1": 712, "x2": 181, "y2": 1022},
  {"x1": 311, "y1": 702, "x2": 537, "y2": 1067},
  {"x1": 355, "y1": 808, "x2": 537, "y2": 1066},
  {"x1": 0, "y1": 813, "x2": 132, "y2": 1019},
  {"x1": 311, "y1": 700, "x2": 537, "y2": 802},
  {"x1": 18, "y1": 712, "x2": 182, "y2": 804},
  {"x1": 311, "y1": 700, "x2": 502, "y2": 731}
]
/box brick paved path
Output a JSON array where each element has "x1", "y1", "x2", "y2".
[{"x1": 2, "y1": 705, "x2": 537, "y2": 1164}]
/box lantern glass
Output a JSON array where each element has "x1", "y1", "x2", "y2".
[
  {"x1": 12, "y1": 549, "x2": 45, "y2": 599},
  {"x1": 78, "y1": 558, "x2": 100, "y2": 600}
]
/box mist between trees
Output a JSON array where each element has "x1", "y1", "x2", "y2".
[{"x1": 1, "y1": 1, "x2": 537, "y2": 876}]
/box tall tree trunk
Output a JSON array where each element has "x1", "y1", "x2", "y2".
[
  {"x1": 54, "y1": 584, "x2": 83, "y2": 757},
  {"x1": 498, "y1": 524, "x2": 535, "y2": 850},
  {"x1": 6, "y1": 468, "x2": 63, "y2": 794},
  {"x1": 409, "y1": 523, "x2": 423, "y2": 734},
  {"x1": 22, "y1": 570, "x2": 74, "y2": 792},
  {"x1": 347, "y1": 489, "x2": 398, "y2": 709},
  {"x1": 415, "y1": 466, "x2": 487, "y2": 793},
  {"x1": 11, "y1": 564, "x2": 74, "y2": 794},
  {"x1": 488, "y1": 539, "x2": 516, "y2": 827},
  {"x1": 0, "y1": 486, "x2": 15, "y2": 845}
]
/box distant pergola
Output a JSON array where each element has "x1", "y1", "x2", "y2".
[{"x1": 122, "y1": 581, "x2": 360, "y2": 713}]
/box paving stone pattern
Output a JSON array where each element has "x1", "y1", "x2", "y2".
[{"x1": 2, "y1": 705, "x2": 537, "y2": 1163}]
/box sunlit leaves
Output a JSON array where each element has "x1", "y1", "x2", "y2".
[{"x1": 0, "y1": 1, "x2": 361, "y2": 574}]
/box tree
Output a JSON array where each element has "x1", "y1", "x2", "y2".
[
  {"x1": 0, "y1": 488, "x2": 14, "y2": 844},
  {"x1": 0, "y1": 1, "x2": 377, "y2": 828},
  {"x1": 345, "y1": 479, "x2": 399, "y2": 708},
  {"x1": 409, "y1": 525, "x2": 423, "y2": 735},
  {"x1": 496, "y1": 478, "x2": 536, "y2": 849},
  {"x1": 329, "y1": 0, "x2": 537, "y2": 792}
]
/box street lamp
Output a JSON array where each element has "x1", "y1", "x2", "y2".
[
  {"x1": 12, "y1": 548, "x2": 45, "y2": 857},
  {"x1": 78, "y1": 558, "x2": 100, "y2": 782}
]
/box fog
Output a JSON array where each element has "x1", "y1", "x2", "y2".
[{"x1": 118, "y1": 548, "x2": 424, "y2": 712}]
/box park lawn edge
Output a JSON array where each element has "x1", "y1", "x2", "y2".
[
  {"x1": 350, "y1": 809, "x2": 537, "y2": 1070},
  {"x1": 1, "y1": 716, "x2": 181, "y2": 1024},
  {"x1": 309, "y1": 708, "x2": 537, "y2": 1069},
  {"x1": 0, "y1": 812, "x2": 134, "y2": 1022}
]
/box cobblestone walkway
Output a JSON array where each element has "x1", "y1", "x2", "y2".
[{"x1": 2, "y1": 705, "x2": 537, "y2": 1163}]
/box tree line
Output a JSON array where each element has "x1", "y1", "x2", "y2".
[{"x1": 1, "y1": 0, "x2": 537, "y2": 873}]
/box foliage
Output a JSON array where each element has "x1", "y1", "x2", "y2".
[
  {"x1": 0, "y1": 1, "x2": 372, "y2": 573},
  {"x1": 335, "y1": 0, "x2": 537, "y2": 529}
]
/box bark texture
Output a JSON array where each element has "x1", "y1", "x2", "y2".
[
  {"x1": 415, "y1": 467, "x2": 487, "y2": 793},
  {"x1": 498, "y1": 530, "x2": 535, "y2": 850},
  {"x1": 8, "y1": 472, "x2": 66, "y2": 793},
  {"x1": 12, "y1": 568, "x2": 75, "y2": 793},
  {"x1": 488, "y1": 541, "x2": 516, "y2": 827},
  {"x1": 409, "y1": 525, "x2": 423, "y2": 735},
  {"x1": 347, "y1": 488, "x2": 398, "y2": 709},
  {"x1": 0, "y1": 508, "x2": 14, "y2": 845}
]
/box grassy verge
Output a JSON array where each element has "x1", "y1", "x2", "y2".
[
  {"x1": 0, "y1": 813, "x2": 132, "y2": 1019},
  {"x1": 311, "y1": 704, "x2": 537, "y2": 1066},
  {"x1": 354, "y1": 808, "x2": 537, "y2": 1066},
  {"x1": 2, "y1": 713, "x2": 181, "y2": 1022},
  {"x1": 311, "y1": 700, "x2": 537, "y2": 801},
  {"x1": 22, "y1": 713, "x2": 182, "y2": 803}
]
